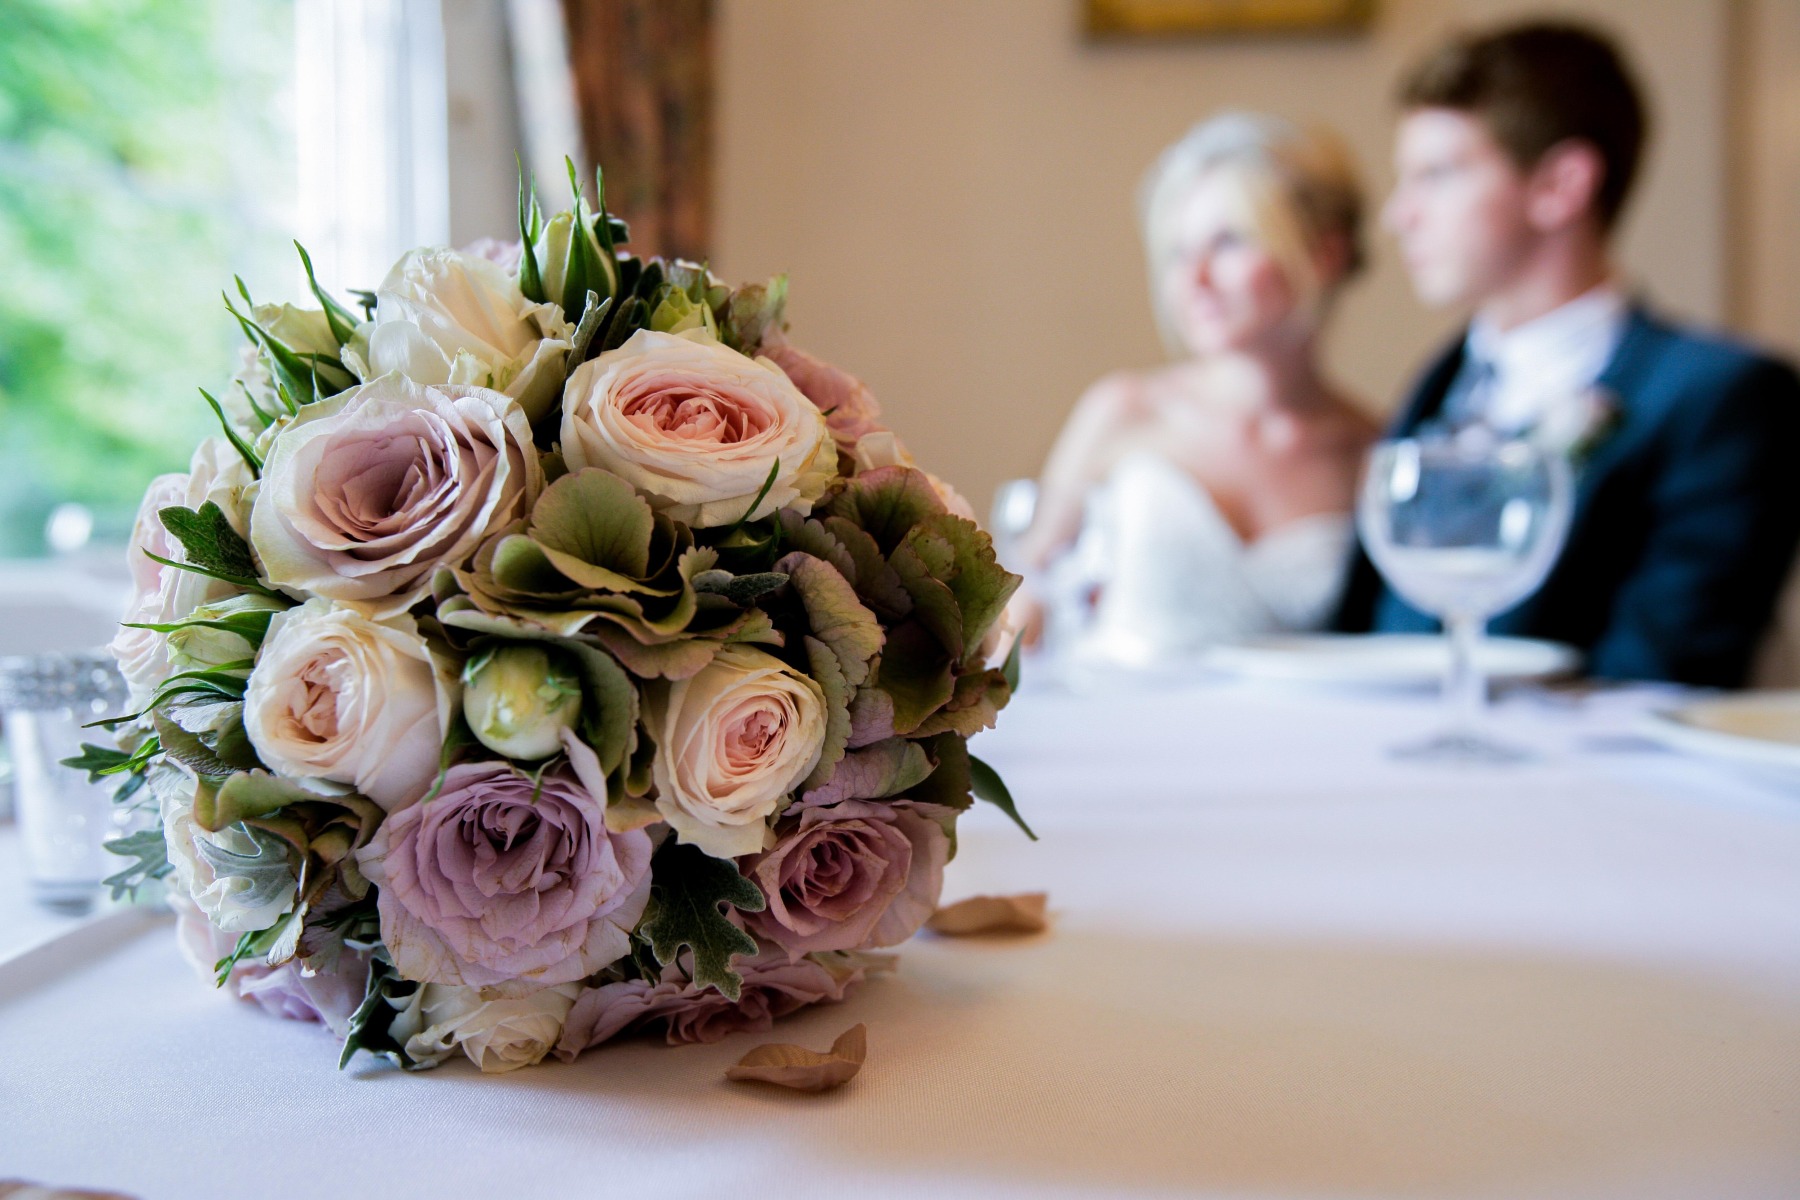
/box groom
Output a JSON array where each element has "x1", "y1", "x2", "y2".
[{"x1": 1336, "y1": 20, "x2": 1800, "y2": 687}]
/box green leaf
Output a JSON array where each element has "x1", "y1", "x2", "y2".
[
  {"x1": 970, "y1": 754, "x2": 1035, "y2": 841},
  {"x1": 517, "y1": 168, "x2": 546, "y2": 304},
  {"x1": 1001, "y1": 634, "x2": 1023, "y2": 693},
  {"x1": 905, "y1": 514, "x2": 1021, "y2": 664},
  {"x1": 122, "y1": 608, "x2": 278, "y2": 643},
  {"x1": 101, "y1": 828, "x2": 173, "y2": 901},
  {"x1": 340, "y1": 952, "x2": 427, "y2": 1070},
  {"x1": 222, "y1": 289, "x2": 351, "y2": 403},
  {"x1": 152, "y1": 711, "x2": 238, "y2": 781},
  {"x1": 529, "y1": 468, "x2": 656, "y2": 582},
  {"x1": 195, "y1": 769, "x2": 339, "y2": 834},
  {"x1": 801, "y1": 736, "x2": 935, "y2": 805},
  {"x1": 213, "y1": 926, "x2": 276, "y2": 987},
  {"x1": 870, "y1": 620, "x2": 955, "y2": 735},
  {"x1": 779, "y1": 553, "x2": 883, "y2": 688},
  {"x1": 824, "y1": 466, "x2": 948, "y2": 555},
  {"x1": 61, "y1": 743, "x2": 133, "y2": 782},
  {"x1": 192, "y1": 830, "x2": 298, "y2": 946},
  {"x1": 569, "y1": 290, "x2": 610, "y2": 363},
  {"x1": 198, "y1": 389, "x2": 262, "y2": 476},
  {"x1": 561, "y1": 640, "x2": 639, "y2": 776},
  {"x1": 157, "y1": 502, "x2": 257, "y2": 583},
  {"x1": 722, "y1": 460, "x2": 781, "y2": 537},
  {"x1": 639, "y1": 840, "x2": 767, "y2": 1000},
  {"x1": 293, "y1": 241, "x2": 359, "y2": 346},
  {"x1": 802, "y1": 634, "x2": 852, "y2": 791}
]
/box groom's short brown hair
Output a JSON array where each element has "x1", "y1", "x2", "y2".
[{"x1": 1400, "y1": 21, "x2": 1648, "y2": 229}]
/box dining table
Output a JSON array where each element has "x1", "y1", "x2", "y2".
[{"x1": 3, "y1": 669, "x2": 1798, "y2": 1199}]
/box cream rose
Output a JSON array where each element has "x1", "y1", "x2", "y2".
[
  {"x1": 648, "y1": 645, "x2": 828, "y2": 858},
  {"x1": 560, "y1": 329, "x2": 835, "y2": 527},
  {"x1": 250, "y1": 375, "x2": 542, "y2": 617},
  {"x1": 110, "y1": 438, "x2": 257, "y2": 704},
  {"x1": 242, "y1": 598, "x2": 456, "y2": 810},
  {"x1": 350, "y1": 247, "x2": 572, "y2": 422},
  {"x1": 396, "y1": 982, "x2": 582, "y2": 1073}
]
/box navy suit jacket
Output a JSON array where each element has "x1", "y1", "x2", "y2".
[{"x1": 1334, "y1": 306, "x2": 1800, "y2": 688}]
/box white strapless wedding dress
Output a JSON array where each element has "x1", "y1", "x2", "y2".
[{"x1": 1060, "y1": 450, "x2": 1354, "y2": 670}]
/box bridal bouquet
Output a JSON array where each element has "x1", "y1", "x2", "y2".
[{"x1": 81, "y1": 165, "x2": 1029, "y2": 1074}]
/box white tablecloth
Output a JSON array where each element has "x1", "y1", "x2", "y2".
[{"x1": 4, "y1": 678, "x2": 1798, "y2": 1199}]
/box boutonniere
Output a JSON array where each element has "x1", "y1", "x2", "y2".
[{"x1": 1531, "y1": 385, "x2": 1623, "y2": 466}]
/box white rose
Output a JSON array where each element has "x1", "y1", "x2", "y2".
[
  {"x1": 253, "y1": 302, "x2": 340, "y2": 358},
  {"x1": 250, "y1": 375, "x2": 542, "y2": 618},
  {"x1": 243, "y1": 598, "x2": 457, "y2": 810},
  {"x1": 560, "y1": 329, "x2": 836, "y2": 527},
  {"x1": 349, "y1": 247, "x2": 572, "y2": 423},
  {"x1": 154, "y1": 762, "x2": 297, "y2": 933},
  {"x1": 648, "y1": 644, "x2": 828, "y2": 858},
  {"x1": 397, "y1": 982, "x2": 581, "y2": 1073},
  {"x1": 110, "y1": 438, "x2": 258, "y2": 704}
]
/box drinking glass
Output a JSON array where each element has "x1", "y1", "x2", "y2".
[
  {"x1": 1358, "y1": 433, "x2": 1574, "y2": 762},
  {"x1": 987, "y1": 478, "x2": 1039, "y2": 572},
  {"x1": 0, "y1": 652, "x2": 133, "y2": 913}
]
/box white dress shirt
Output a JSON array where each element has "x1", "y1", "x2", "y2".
[{"x1": 1460, "y1": 284, "x2": 1630, "y2": 433}]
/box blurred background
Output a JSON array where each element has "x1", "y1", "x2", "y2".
[{"x1": 2, "y1": 0, "x2": 1797, "y2": 651}]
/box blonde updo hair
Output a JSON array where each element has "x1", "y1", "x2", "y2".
[{"x1": 1139, "y1": 112, "x2": 1365, "y2": 354}]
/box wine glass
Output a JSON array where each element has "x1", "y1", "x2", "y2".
[
  {"x1": 1358, "y1": 432, "x2": 1574, "y2": 763},
  {"x1": 987, "y1": 478, "x2": 1039, "y2": 572}
]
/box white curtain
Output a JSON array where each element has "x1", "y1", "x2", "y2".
[{"x1": 293, "y1": 0, "x2": 450, "y2": 294}]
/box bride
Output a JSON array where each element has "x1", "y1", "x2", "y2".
[{"x1": 1014, "y1": 112, "x2": 1376, "y2": 670}]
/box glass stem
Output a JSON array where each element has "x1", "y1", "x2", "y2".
[{"x1": 1444, "y1": 612, "x2": 1487, "y2": 735}]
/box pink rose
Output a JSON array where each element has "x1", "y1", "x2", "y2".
[
  {"x1": 357, "y1": 760, "x2": 653, "y2": 994},
  {"x1": 560, "y1": 329, "x2": 836, "y2": 527},
  {"x1": 553, "y1": 949, "x2": 889, "y2": 1058},
  {"x1": 111, "y1": 438, "x2": 256, "y2": 703},
  {"x1": 250, "y1": 375, "x2": 543, "y2": 618},
  {"x1": 172, "y1": 898, "x2": 368, "y2": 1037},
  {"x1": 763, "y1": 339, "x2": 885, "y2": 453},
  {"x1": 742, "y1": 799, "x2": 951, "y2": 960}
]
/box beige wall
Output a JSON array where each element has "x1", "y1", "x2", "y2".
[
  {"x1": 1733, "y1": 0, "x2": 1800, "y2": 360},
  {"x1": 715, "y1": 0, "x2": 1736, "y2": 512}
]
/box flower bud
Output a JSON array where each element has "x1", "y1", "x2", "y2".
[
  {"x1": 166, "y1": 593, "x2": 288, "y2": 674},
  {"x1": 462, "y1": 645, "x2": 583, "y2": 761}
]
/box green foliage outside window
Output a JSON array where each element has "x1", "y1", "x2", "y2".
[{"x1": 0, "y1": 0, "x2": 292, "y2": 556}]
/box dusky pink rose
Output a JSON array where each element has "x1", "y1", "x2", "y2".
[
  {"x1": 762, "y1": 339, "x2": 885, "y2": 453},
  {"x1": 553, "y1": 949, "x2": 890, "y2": 1058},
  {"x1": 560, "y1": 328, "x2": 835, "y2": 527},
  {"x1": 357, "y1": 759, "x2": 653, "y2": 994},
  {"x1": 172, "y1": 897, "x2": 369, "y2": 1037},
  {"x1": 250, "y1": 375, "x2": 543, "y2": 618},
  {"x1": 111, "y1": 438, "x2": 256, "y2": 704},
  {"x1": 742, "y1": 799, "x2": 952, "y2": 960}
]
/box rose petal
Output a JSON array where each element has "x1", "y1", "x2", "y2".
[
  {"x1": 925, "y1": 892, "x2": 1048, "y2": 936},
  {"x1": 0, "y1": 1184, "x2": 141, "y2": 1200},
  {"x1": 724, "y1": 1022, "x2": 867, "y2": 1092}
]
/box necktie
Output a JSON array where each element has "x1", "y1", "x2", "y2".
[{"x1": 1438, "y1": 354, "x2": 1497, "y2": 432}]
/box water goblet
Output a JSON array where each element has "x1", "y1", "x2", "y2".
[{"x1": 1358, "y1": 433, "x2": 1574, "y2": 763}]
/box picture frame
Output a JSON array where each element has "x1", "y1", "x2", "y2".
[{"x1": 1084, "y1": 0, "x2": 1374, "y2": 39}]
